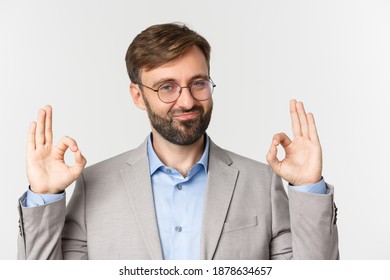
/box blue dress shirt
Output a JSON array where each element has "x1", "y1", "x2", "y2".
[{"x1": 147, "y1": 134, "x2": 209, "y2": 260}]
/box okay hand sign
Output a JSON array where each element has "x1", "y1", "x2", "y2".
[
  {"x1": 26, "y1": 105, "x2": 87, "y2": 194},
  {"x1": 266, "y1": 100, "x2": 322, "y2": 186}
]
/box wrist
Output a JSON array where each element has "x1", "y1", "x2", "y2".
[
  {"x1": 290, "y1": 176, "x2": 323, "y2": 186},
  {"x1": 29, "y1": 185, "x2": 64, "y2": 195}
]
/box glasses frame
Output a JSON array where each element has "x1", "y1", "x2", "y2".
[{"x1": 137, "y1": 77, "x2": 216, "y2": 104}]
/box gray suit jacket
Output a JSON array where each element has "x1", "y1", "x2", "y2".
[{"x1": 17, "y1": 138, "x2": 339, "y2": 259}]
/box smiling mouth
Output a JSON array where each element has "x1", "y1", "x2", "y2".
[{"x1": 172, "y1": 111, "x2": 200, "y2": 121}]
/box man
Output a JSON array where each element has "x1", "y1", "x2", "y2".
[{"x1": 18, "y1": 23, "x2": 339, "y2": 260}]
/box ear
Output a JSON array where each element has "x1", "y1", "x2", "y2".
[{"x1": 130, "y1": 83, "x2": 146, "y2": 110}]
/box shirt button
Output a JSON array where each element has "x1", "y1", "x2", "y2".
[
  {"x1": 175, "y1": 226, "x2": 182, "y2": 232},
  {"x1": 176, "y1": 184, "x2": 183, "y2": 190},
  {"x1": 166, "y1": 169, "x2": 172, "y2": 174}
]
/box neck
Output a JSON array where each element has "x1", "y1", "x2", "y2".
[{"x1": 151, "y1": 130, "x2": 206, "y2": 177}]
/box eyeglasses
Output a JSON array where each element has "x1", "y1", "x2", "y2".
[{"x1": 137, "y1": 78, "x2": 216, "y2": 103}]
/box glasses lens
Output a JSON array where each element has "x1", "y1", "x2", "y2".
[
  {"x1": 158, "y1": 82, "x2": 180, "y2": 103},
  {"x1": 190, "y1": 80, "x2": 213, "y2": 101}
]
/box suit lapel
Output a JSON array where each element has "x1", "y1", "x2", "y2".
[
  {"x1": 200, "y1": 140, "x2": 239, "y2": 260},
  {"x1": 120, "y1": 140, "x2": 163, "y2": 260}
]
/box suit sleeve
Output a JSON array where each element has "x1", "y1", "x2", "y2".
[
  {"x1": 288, "y1": 183, "x2": 339, "y2": 259},
  {"x1": 269, "y1": 172, "x2": 339, "y2": 260},
  {"x1": 17, "y1": 174, "x2": 89, "y2": 260},
  {"x1": 17, "y1": 192, "x2": 66, "y2": 259}
]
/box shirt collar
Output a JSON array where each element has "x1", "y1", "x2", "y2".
[{"x1": 147, "y1": 133, "x2": 210, "y2": 176}]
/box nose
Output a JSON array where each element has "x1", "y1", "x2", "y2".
[{"x1": 176, "y1": 86, "x2": 197, "y2": 109}]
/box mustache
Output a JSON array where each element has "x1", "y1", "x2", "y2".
[{"x1": 168, "y1": 105, "x2": 204, "y2": 116}]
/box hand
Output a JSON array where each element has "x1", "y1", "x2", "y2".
[
  {"x1": 266, "y1": 100, "x2": 322, "y2": 186},
  {"x1": 26, "y1": 105, "x2": 87, "y2": 194}
]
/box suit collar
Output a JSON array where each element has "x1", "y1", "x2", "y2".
[
  {"x1": 121, "y1": 138, "x2": 164, "y2": 260},
  {"x1": 125, "y1": 137, "x2": 149, "y2": 166},
  {"x1": 200, "y1": 140, "x2": 239, "y2": 260}
]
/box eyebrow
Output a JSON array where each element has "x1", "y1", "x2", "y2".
[{"x1": 151, "y1": 74, "x2": 209, "y2": 88}]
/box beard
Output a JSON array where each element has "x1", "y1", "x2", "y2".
[{"x1": 143, "y1": 96, "x2": 212, "y2": 146}]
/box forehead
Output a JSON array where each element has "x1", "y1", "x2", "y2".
[{"x1": 140, "y1": 46, "x2": 209, "y2": 83}]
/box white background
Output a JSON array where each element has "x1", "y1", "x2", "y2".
[{"x1": 1, "y1": 0, "x2": 389, "y2": 259}]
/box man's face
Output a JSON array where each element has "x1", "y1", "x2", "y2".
[{"x1": 135, "y1": 46, "x2": 213, "y2": 146}]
